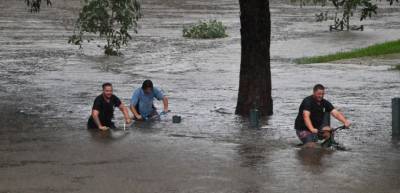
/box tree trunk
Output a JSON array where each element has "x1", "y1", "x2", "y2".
[{"x1": 236, "y1": 0, "x2": 273, "y2": 116}]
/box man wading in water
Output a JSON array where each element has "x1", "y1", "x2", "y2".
[
  {"x1": 87, "y1": 83, "x2": 131, "y2": 131},
  {"x1": 130, "y1": 80, "x2": 169, "y2": 121},
  {"x1": 295, "y1": 84, "x2": 351, "y2": 147}
]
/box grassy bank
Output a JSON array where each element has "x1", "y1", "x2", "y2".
[{"x1": 295, "y1": 40, "x2": 400, "y2": 64}]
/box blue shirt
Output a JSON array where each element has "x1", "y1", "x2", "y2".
[{"x1": 130, "y1": 87, "x2": 165, "y2": 118}]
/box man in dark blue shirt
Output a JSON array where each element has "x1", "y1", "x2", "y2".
[{"x1": 295, "y1": 84, "x2": 351, "y2": 147}]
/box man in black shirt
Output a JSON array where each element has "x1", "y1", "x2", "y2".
[
  {"x1": 88, "y1": 83, "x2": 131, "y2": 131},
  {"x1": 295, "y1": 84, "x2": 351, "y2": 147}
]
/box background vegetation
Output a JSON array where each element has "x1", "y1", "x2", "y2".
[
  {"x1": 68, "y1": 0, "x2": 142, "y2": 56},
  {"x1": 183, "y1": 20, "x2": 228, "y2": 39}
]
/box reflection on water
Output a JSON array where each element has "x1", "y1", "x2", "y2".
[
  {"x1": 88, "y1": 128, "x2": 130, "y2": 142},
  {"x1": 391, "y1": 137, "x2": 400, "y2": 148},
  {"x1": 296, "y1": 147, "x2": 333, "y2": 174}
]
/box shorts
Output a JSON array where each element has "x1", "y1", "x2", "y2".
[
  {"x1": 296, "y1": 112, "x2": 330, "y2": 144},
  {"x1": 296, "y1": 130, "x2": 322, "y2": 144}
]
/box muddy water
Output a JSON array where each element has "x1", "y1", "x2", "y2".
[{"x1": 1, "y1": 0, "x2": 400, "y2": 192}]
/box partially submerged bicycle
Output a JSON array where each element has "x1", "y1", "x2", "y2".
[
  {"x1": 320, "y1": 125, "x2": 350, "y2": 151},
  {"x1": 296, "y1": 125, "x2": 350, "y2": 151}
]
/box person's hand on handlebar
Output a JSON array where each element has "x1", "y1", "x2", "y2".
[
  {"x1": 322, "y1": 127, "x2": 332, "y2": 132},
  {"x1": 160, "y1": 110, "x2": 171, "y2": 115},
  {"x1": 344, "y1": 120, "x2": 351, "y2": 129},
  {"x1": 136, "y1": 115, "x2": 143, "y2": 120},
  {"x1": 310, "y1": 127, "x2": 319, "y2": 134},
  {"x1": 99, "y1": 126, "x2": 109, "y2": 131}
]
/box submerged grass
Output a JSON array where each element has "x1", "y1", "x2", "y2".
[
  {"x1": 295, "y1": 39, "x2": 400, "y2": 64},
  {"x1": 183, "y1": 20, "x2": 228, "y2": 39},
  {"x1": 394, "y1": 64, "x2": 400, "y2": 71}
]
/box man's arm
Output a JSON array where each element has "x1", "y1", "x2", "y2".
[
  {"x1": 130, "y1": 90, "x2": 143, "y2": 120},
  {"x1": 130, "y1": 105, "x2": 142, "y2": 120},
  {"x1": 303, "y1": 110, "x2": 318, "y2": 133},
  {"x1": 154, "y1": 88, "x2": 168, "y2": 113},
  {"x1": 331, "y1": 109, "x2": 351, "y2": 127},
  {"x1": 92, "y1": 109, "x2": 108, "y2": 130},
  {"x1": 119, "y1": 103, "x2": 132, "y2": 124},
  {"x1": 162, "y1": 96, "x2": 168, "y2": 112}
]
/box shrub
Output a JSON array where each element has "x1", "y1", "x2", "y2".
[
  {"x1": 183, "y1": 20, "x2": 228, "y2": 39},
  {"x1": 394, "y1": 64, "x2": 400, "y2": 71}
]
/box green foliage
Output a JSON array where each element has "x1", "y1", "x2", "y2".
[
  {"x1": 332, "y1": 0, "x2": 377, "y2": 22},
  {"x1": 68, "y1": 0, "x2": 141, "y2": 56},
  {"x1": 183, "y1": 20, "x2": 228, "y2": 39},
  {"x1": 295, "y1": 40, "x2": 400, "y2": 64},
  {"x1": 388, "y1": 0, "x2": 400, "y2": 5},
  {"x1": 394, "y1": 64, "x2": 400, "y2": 71},
  {"x1": 295, "y1": 0, "x2": 398, "y2": 30},
  {"x1": 25, "y1": 0, "x2": 52, "y2": 12}
]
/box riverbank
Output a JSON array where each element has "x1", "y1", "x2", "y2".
[{"x1": 295, "y1": 40, "x2": 400, "y2": 70}]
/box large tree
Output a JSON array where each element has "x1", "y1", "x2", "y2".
[{"x1": 236, "y1": 0, "x2": 273, "y2": 116}]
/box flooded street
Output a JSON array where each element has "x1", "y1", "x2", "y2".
[{"x1": 1, "y1": 0, "x2": 400, "y2": 192}]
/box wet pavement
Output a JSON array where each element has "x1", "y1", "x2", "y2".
[{"x1": 1, "y1": 0, "x2": 400, "y2": 192}]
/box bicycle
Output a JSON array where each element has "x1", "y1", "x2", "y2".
[{"x1": 320, "y1": 125, "x2": 350, "y2": 151}]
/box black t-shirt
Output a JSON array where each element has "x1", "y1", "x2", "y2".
[
  {"x1": 294, "y1": 95, "x2": 334, "y2": 131},
  {"x1": 87, "y1": 94, "x2": 122, "y2": 128}
]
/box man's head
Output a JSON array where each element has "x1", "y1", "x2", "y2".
[
  {"x1": 142, "y1": 80, "x2": 153, "y2": 94},
  {"x1": 312, "y1": 84, "x2": 325, "y2": 102},
  {"x1": 102, "y1": 82, "x2": 113, "y2": 99}
]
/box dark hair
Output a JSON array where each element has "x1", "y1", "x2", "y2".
[
  {"x1": 102, "y1": 82, "x2": 112, "y2": 90},
  {"x1": 313, "y1": 84, "x2": 325, "y2": 92},
  {"x1": 142, "y1": 80, "x2": 153, "y2": 90}
]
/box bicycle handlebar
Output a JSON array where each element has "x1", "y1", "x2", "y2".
[{"x1": 319, "y1": 125, "x2": 349, "y2": 134}]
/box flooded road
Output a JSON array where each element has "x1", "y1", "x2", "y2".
[{"x1": 1, "y1": 0, "x2": 400, "y2": 192}]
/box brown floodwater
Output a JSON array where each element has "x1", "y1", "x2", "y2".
[{"x1": 1, "y1": 0, "x2": 400, "y2": 192}]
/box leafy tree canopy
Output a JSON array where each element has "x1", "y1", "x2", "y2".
[{"x1": 68, "y1": 0, "x2": 142, "y2": 55}]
